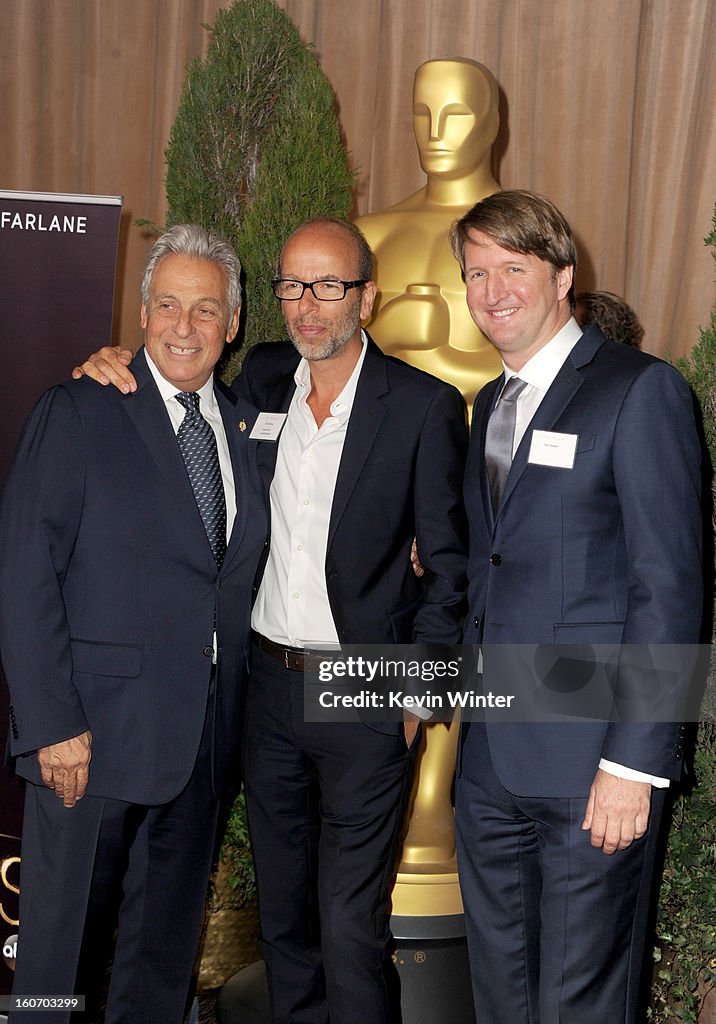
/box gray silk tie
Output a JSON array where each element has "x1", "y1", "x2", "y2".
[
  {"x1": 484, "y1": 376, "x2": 527, "y2": 512},
  {"x1": 175, "y1": 391, "x2": 227, "y2": 567}
]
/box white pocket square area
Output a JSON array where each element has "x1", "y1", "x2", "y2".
[{"x1": 528, "y1": 430, "x2": 578, "y2": 469}]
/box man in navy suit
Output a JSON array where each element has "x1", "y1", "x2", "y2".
[
  {"x1": 73, "y1": 216, "x2": 468, "y2": 1024},
  {"x1": 0, "y1": 225, "x2": 267, "y2": 1022},
  {"x1": 452, "y1": 191, "x2": 703, "y2": 1023}
]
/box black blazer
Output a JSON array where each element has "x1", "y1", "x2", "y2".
[{"x1": 234, "y1": 335, "x2": 468, "y2": 647}]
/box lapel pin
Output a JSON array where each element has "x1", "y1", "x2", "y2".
[{"x1": 239, "y1": 420, "x2": 246, "y2": 432}]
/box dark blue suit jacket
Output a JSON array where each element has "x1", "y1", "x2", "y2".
[
  {"x1": 0, "y1": 348, "x2": 267, "y2": 804},
  {"x1": 463, "y1": 325, "x2": 703, "y2": 795},
  {"x1": 235, "y1": 335, "x2": 468, "y2": 649}
]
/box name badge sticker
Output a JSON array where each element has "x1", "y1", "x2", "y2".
[
  {"x1": 249, "y1": 412, "x2": 287, "y2": 441},
  {"x1": 528, "y1": 430, "x2": 578, "y2": 469}
]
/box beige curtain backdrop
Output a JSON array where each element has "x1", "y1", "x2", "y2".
[{"x1": 1, "y1": 0, "x2": 714, "y2": 362}]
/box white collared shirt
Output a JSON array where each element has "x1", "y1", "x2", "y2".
[
  {"x1": 251, "y1": 333, "x2": 368, "y2": 647},
  {"x1": 497, "y1": 318, "x2": 668, "y2": 788},
  {"x1": 502, "y1": 316, "x2": 583, "y2": 455},
  {"x1": 145, "y1": 349, "x2": 236, "y2": 542}
]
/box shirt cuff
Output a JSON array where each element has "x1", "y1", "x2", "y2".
[{"x1": 599, "y1": 758, "x2": 670, "y2": 788}]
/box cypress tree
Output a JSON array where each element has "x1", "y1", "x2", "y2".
[{"x1": 164, "y1": 0, "x2": 354, "y2": 381}]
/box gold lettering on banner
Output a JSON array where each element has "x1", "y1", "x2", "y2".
[{"x1": 1, "y1": 856, "x2": 20, "y2": 927}]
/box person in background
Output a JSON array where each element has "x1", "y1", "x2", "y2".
[{"x1": 575, "y1": 289, "x2": 644, "y2": 348}]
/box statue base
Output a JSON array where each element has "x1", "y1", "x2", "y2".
[
  {"x1": 390, "y1": 912, "x2": 475, "y2": 1024},
  {"x1": 216, "y1": 909, "x2": 476, "y2": 1024},
  {"x1": 216, "y1": 863, "x2": 475, "y2": 1023},
  {"x1": 391, "y1": 864, "x2": 464, "y2": 917}
]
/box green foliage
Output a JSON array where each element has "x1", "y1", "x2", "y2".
[
  {"x1": 650, "y1": 723, "x2": 716, "y2": 1022},
  {"x1": 219, "y1": 788, "x2": 256, "y2": 908},
  {"x1": 677, "y1": 204, "x2": 716, "y2": 722},
  {"x1": 676, "y1": 206, "x2": 716, "y2": 474},
  {"x1": 651, "y1": 207, "x2": 716, "y2": 1020},
  {"x1": 164, "y1": 0, "x2": 354, "y2": 383}
]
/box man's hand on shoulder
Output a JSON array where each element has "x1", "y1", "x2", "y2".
[
  {"x1": 582, "y1": 768, "x2": 651, "y2": 855},
  {"x1": 37, "y1": 731, "x2": 92, "y2": 807},
  {"x1": 72, "y1": 346, "x2": 137, "y2": 394}
]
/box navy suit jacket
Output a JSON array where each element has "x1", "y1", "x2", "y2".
[
  {"x1": 0, "y1": 348, "x2": 267, "y2": 804},
  {"x1": 234, "y1": 335, "x2": 468, "y2": 648},
  {"x1": 463, "y1": 325, "x2": 703, "y2": 795}
]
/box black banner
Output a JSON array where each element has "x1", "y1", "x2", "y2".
[{"x1": 0, "y1": 190, "x2": 122, "y2": 1000}]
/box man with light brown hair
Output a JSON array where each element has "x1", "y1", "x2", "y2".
[{"x1": 452, "y1": 189, "x2": 702, "y2": 1024}]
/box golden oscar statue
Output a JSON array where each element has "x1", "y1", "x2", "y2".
[
  {"x1": 355, "y1": 57, "x2": 503, "y2": 413},
  {"x1": 354, "y1": 59, "x2": 502, "y2": 931}
]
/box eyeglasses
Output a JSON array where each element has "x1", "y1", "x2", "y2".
[{"x1": 271, "y1": 279, "x2": 367, "y2": 302}]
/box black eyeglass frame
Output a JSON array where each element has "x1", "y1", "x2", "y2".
[{"x1": 271, "y1": 278, "x2": 368, "y2": 301}]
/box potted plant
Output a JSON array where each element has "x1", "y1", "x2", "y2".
[
  {"x1": 198, "y1": 790, "x2": 259, "y2": 991},
  {"x1": 163, "y1": 0, "x2": 355, "y2": 381}
]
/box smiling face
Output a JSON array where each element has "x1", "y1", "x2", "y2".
[
  {"x1": 140, "y1": 253, "x2": 239, "y2": 391},
  {"x1": 463, "y1": 230, "x2": 573, "y2": 370},
  {"x1": 278, "y1": 223, "x2": 376, "y2": 363},
  {"x1": 412, "y1": 60, "x2": 499, "y2": 178}
]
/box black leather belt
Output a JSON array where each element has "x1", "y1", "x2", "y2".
[{"x1": 252, "y1": 632, "x2": 328, "y2": 672}]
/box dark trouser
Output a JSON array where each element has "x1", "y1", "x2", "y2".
[
  {"x1": 455, "y1": 721, "x2": 667, "y2": 1024},
  {"x1": 11, "y1": 712, "x2": 221, "y2": 1024},
  {"x1": 243, "y1": 643, "x2": 416, "y2": 1024}
]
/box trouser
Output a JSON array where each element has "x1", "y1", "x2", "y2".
[
  {"x1": 243, "y1": 642, "x2": 417, "y2": 1024},
  {"x1": 11, "y1": 708, "x2": 221, "y2": 1024},
  {"x1": 456, "y1": 721, "x2": 667, "y2": 1024}
]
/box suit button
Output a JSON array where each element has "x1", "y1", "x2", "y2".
[
  {"x1": 490, "y1": 553, "x2": 502, "y2": 566},
  {"x1": 203, "y1": 646, "x2": 214, "y2": 657}
]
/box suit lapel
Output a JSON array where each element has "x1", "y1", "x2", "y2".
[
  {"x1": 216, "y1": 384, "x2": 256, "y2": 573},
  {"x1": 262, "y1": 365, "x2": 298, "y2": 414},
  {"x1": 121, "y1": 350, "x2": 212, "y2": 557},
  {"x1": 328, "y1": 338, "x2": 388, "y2": 546},
  {"x1": 472, "y1": 376, "x2": 503, "y2": 532},
  {"x1": 496, "y1": 329, "x2": 604, "y2": 519},
  {"x1": 254, "y1": 366, "x2": 297, "y2": 494}
]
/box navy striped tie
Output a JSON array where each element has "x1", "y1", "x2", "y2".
[{"x1": 175, "y1": 391, "x2": 227, "y2": 567}]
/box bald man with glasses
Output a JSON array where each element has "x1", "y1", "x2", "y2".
[{"x1": 73, "y1": 216, "x2": 468, "y2": 1024}]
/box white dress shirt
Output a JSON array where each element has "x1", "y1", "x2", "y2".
[
  {"x1": 499, "y1": 318, "x2": 668, "y2": 788},
  {"x1": 251, "y1": 333, "x2": 368, "y2": 648},
  {"x1": 506, "y1": 317, "x2": 582, "y2": 455},
  {"x1": 145, "y1": 350, "x2": 236, "y2": 543}
]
